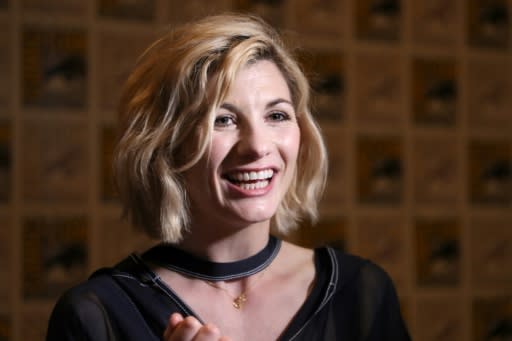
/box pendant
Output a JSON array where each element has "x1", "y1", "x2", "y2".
[{"x1": 232, "y1": 293, "x2": 247, "y2": 309}]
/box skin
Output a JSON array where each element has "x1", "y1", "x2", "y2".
[
  {"x1": 179, "y1": 59, "x2": 301, "y2": 261},
  {"x1": 163, "y1": 59, "x2": 302, "y2": 340},
  {"x1": 164, "y1": 313, "x2": 231, "y2": 341}
]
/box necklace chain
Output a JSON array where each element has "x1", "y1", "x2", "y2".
[{"x1": 204, "y1": 271, "x2": 266, "y2": 309}]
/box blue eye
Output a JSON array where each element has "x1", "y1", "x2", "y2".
[
  {"x1": 214, "y1": 115, "x2": 236, "y2": 127},
  {"x1": 268, "y1": 111, "x2": 290, "y2": 121}
]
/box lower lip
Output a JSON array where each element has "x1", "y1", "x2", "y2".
[{"x1": 226, "y1": 176, "x2": 275, "y2": 197}]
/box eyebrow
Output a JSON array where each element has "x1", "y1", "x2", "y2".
[
  {"x1": 220, "y1": 98, "x2": 294, "y2": 112},
  {"x1": 266, "y1": 98, "x2": 293, "y2": 108}
]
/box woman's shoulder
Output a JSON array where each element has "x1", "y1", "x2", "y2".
[
  {"x1": 47, "y1": 257, "x2": 159, "y2": 340},
  {"x1": 49, "y1": 253, "x2": 149, "y2": 320},
  {"x1": 278, "y1": 241, "x2": 391, "y2": 282},
  {"x1": 278, "y1": 241, "x2": 393, "y2": 291},
  {"x1": 50, "y1": 268, "x2": 117, "y2": 315},
  {"x1": 313, "y1": 246, "x2": 395, "y2": 293},
  {"x1": 323, "y1": 248, "x2": 411, "y2": 340},
  {"x1": 46, "y1": 269, "x2": 121, "y2": 340}
]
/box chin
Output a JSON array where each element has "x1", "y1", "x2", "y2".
[{"x1": 230, "y1": 206, "x2": 278, "y2": 226}]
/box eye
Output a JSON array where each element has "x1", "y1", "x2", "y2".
[
  {"x1": 267, "y1": 111, "x2": 291, "y2": 122},
  {"x1": 214, "y1": 114, "x2": 236, "y2": 127}
]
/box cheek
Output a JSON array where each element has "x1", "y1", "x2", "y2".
[
  {"x1": 205, "y1": 135, "x2": 236, "y2": 175},
  {"x1": 280, "y1": 128, "x2": 301, "y2": 163}
]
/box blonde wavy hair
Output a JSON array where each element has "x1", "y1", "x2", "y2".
[{"x1": 114, "y1": 14, "x2": 328, "y2": 243}]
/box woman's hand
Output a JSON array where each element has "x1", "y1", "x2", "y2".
[{"x1": 163, "y1": 313, "x2": 231, "y2": 341}]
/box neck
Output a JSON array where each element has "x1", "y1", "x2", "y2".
[
  {"x1": 176, "y1": 220, "x2": 271, "y2": 263},
  {"x1": 144, "y1": 234, "x2": 281, "y2": 282}
]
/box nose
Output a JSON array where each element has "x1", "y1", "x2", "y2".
[{"x1": 236, "y1": 121, "x2": 272, "y2": 159}]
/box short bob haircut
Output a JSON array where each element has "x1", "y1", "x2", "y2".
[{"x1": 114, "y1": 14, "x2": 328, "y2": 243}]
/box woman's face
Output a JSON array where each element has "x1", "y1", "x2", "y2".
[{"x1": 183, "y1": 59, "x2": 301, "y2": 231}]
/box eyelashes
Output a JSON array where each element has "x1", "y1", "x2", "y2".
[
  {"x1": 267, "y1": 111, "x2": 291, "y2": 122},
  {"x1": 214, "y1": 114, "x2": 236, "y2": 127},
  {"x1": 214, "y1": 110, "x2": 293, "y2": 128}
]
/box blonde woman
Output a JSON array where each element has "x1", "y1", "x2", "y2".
[{"x1": 47, "y1": 14, "x2": 410, "y2": 341}]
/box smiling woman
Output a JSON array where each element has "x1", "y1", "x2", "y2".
[
  {"x1": 46, "y1": 14, "x2": 411, "y2": 341},
  {"x1": 183, "y1": 60, "x2": 302, "y2": 239},
  {"x1": 113, "y1": 15, "x2": 326, "y2": 245}
]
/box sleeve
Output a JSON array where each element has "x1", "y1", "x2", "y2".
[
  {"x1": 46, "y1": 289, "x2": 118, "y2": 341},
  {"x1": 357, "y1": 262, "x2": 411, "y2": 341}
]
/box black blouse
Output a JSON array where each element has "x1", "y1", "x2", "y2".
[{"x1": 46, "y1": 246, "x2": 411, "y2": 340}]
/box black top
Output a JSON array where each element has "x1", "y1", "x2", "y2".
[{"x1": 46, "y1": 246, "x2": 411, "y2": 340}]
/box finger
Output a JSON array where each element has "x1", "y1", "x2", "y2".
[
  {"x1": 163, "y1": 313, "x2": 184, "y2": 340},
  {"x1": 167, "y1": 316, "x2": 202, "y2": 341},
  {"x1": 191, "y1": 323, "x2": 221, "y2": 341},
  {"x1": 169, "y1": 313, "x2": 184, "y2": 328}
]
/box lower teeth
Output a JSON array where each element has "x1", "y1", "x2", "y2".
[{"x1": 238, "y1": 180, "x2": 269, "y2": 190}]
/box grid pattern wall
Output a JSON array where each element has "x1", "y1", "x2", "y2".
[{"x1": 0, "y1": 0, "x2": 511, "y2": 340}]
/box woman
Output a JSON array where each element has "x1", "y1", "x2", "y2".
[{"x1": 47, "y1": 14, "x2": 410, "y2": 341}]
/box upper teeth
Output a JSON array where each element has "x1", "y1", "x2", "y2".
[{"x1": 229, "y1": 169, "x2": 274, "y2": 182}]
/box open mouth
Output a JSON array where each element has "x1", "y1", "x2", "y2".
[{"x1": 224, "y1": 169, "x2": 274, "y2": 190}]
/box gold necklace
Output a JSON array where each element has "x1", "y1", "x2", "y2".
[{"x1": 204, "y1": 271, "x2": 265, "y2": 309}]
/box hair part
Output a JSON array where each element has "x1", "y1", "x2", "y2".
[{"x1": 114, "y1": 14, "x2": 328, "y2": 243}]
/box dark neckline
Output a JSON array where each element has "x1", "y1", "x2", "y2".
[{"x1": 143, "y1": 235, "x2": 281, "y2": 281}]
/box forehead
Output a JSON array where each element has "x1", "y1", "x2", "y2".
[{"x1": 223, "y1": 60, "x2": 292, "y2": 102}]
